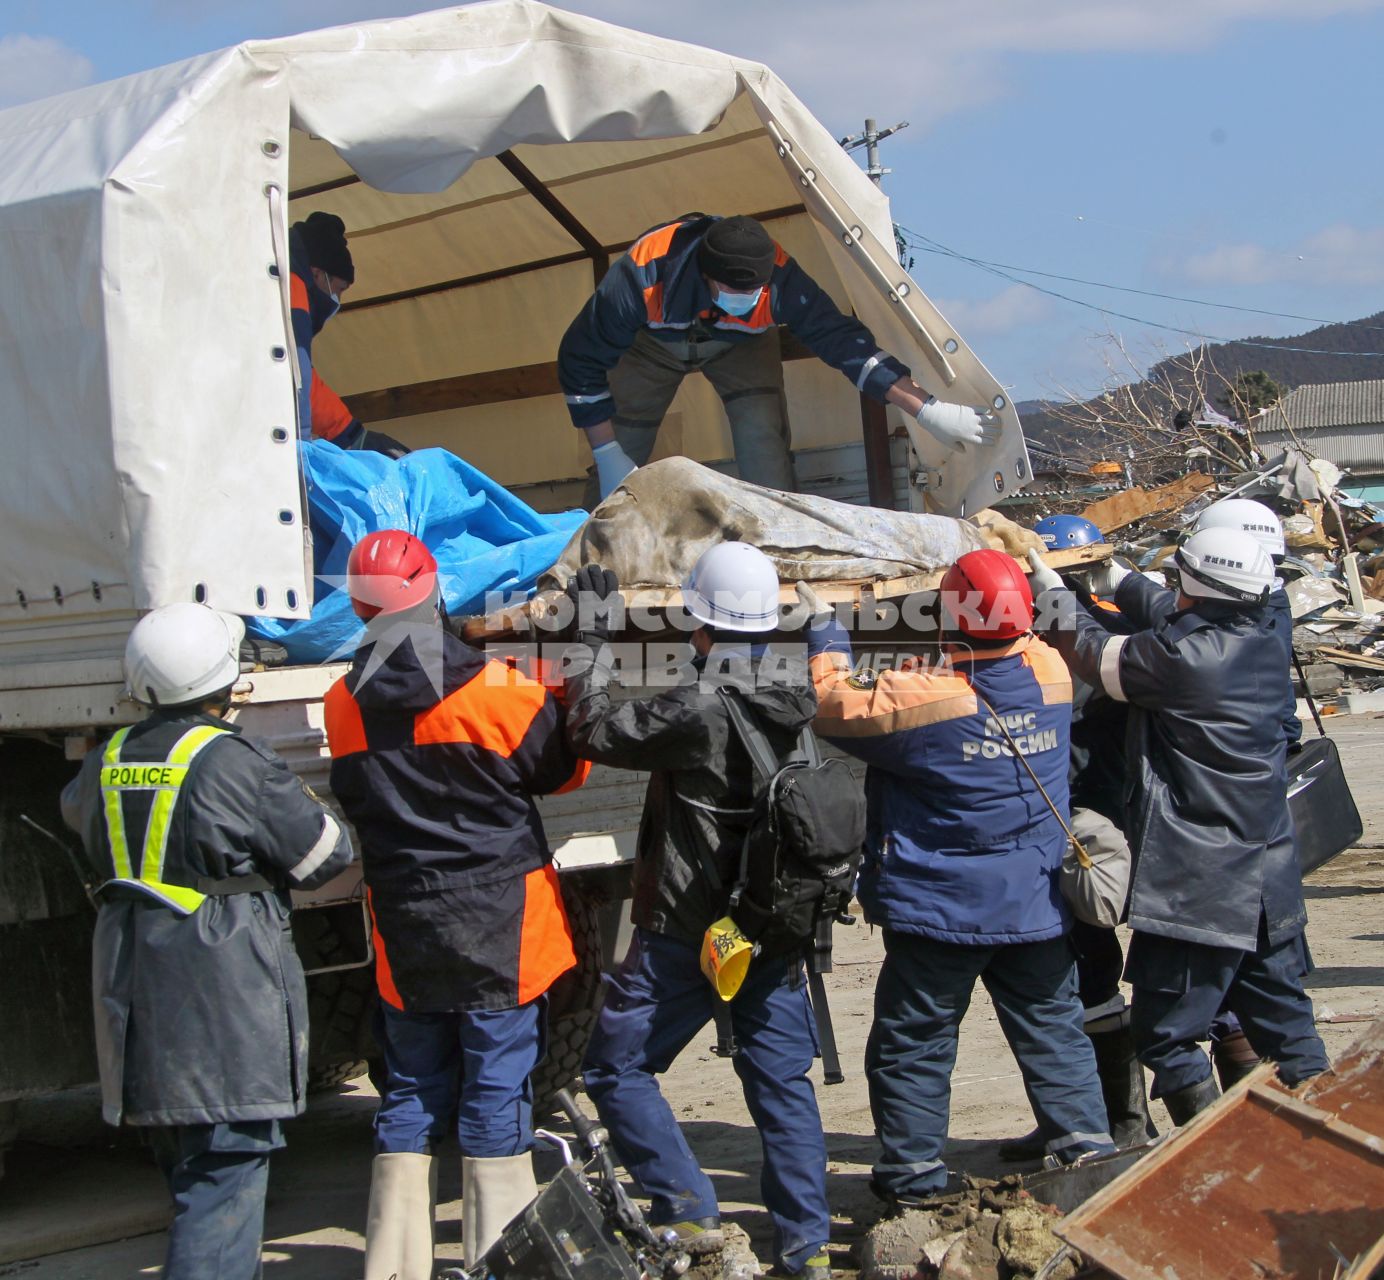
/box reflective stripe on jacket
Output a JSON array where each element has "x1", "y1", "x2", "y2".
[
  {"x1": 557, "y1": 215, "x2": 910, "y2": 429},
  {"x1": 810, "y1": 620, "x2": 1074, "y2": 946},
  {"x1": 325, "y1": 628, "x2": 590, "y2": 1011}
]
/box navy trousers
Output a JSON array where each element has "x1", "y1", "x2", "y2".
[
  {"x1": 869, "y1": 931, "x2": 1113, "y2": 1201},
  {"x1": 582, "y1": 929, "x2": 829, "y2": 1272},
  {"x1": 1126, "y1": 913, "x2": 1328, "y2": 1097},
  {"x1": 374, "y1": 998, "x2": 544, "y2": 1156},
  {"x1": 145, "y1": 1119, "x2": 284, "y2": 1280}
]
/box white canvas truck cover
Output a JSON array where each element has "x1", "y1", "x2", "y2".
[{"x1": 0, "y1": 0, "x2": 1030, "y2": 677}]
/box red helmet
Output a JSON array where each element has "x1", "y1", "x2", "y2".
[
  {"x1": 347, "y1": 530, "x2": 439, "y2": 620},
  {"x1": 939, "y1": 549, "x2": 1033, "y2": 641}
]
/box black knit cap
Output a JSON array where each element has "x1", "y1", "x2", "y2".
[
  {"x1": 292, "y1": 211, "x2": 355, "y2": 285},
  {"x1": 697, "y1": 215, "x2": 776, "y2": 289}
]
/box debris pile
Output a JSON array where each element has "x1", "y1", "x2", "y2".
[
  {"x1": 859, "y1": 1175, "x2": 1079, "y2": 1280},
  {"x1": 1059, "y1": 448, "x2": 1384, "y2": 711}
]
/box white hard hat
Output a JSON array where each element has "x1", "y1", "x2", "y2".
[
  {"x1": 1194, "y1": 498, "x2": 1285, "y2": 559},
  {"x1": 1173, "y1": 528, "x2": 1274, "y2": 605},
  {"x1": 125, "y1": 604, "x2": 245, "y2": 707},
  {"x1": 682, "y1": 542, "x2": 781, "y2": 633}
]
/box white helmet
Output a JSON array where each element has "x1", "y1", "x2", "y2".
[
  {"x1": 682, "y1": 542, "x2": 781, "y2": 633},
  {"x1": 125, "y1": 603, "x2": 245, "y2": 707},
  {"x1": 1173, "y1": 528, "x2": 1274, "y2": 605},
  {"x1": 1194, "y1": 498, "x2": 1285, "y2": 559}
]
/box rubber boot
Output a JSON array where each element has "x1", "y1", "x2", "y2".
[
  {"x1": 463, "y1": 1152, "x2": 539, "y2": 1267},
  {"x1": 1211, "y1": 1029, "x2": 1261, "y2": 1091},
  {"x1": 1163, "y1": 1075, "x2": 1221, "y2": 1127},
  {"x1": 1088, "y1": 1023, "x2": 1159, "y2": 1148},
  {"x1": 364, "y1": 1152, "x2": 437, "y2": 1280},
  {"x1": 997, "y1": 1127, "x2": 1045, "y2": 1163}
]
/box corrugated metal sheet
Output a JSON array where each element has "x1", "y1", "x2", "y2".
[{"x1": 1255, "y1": 380, "x2": 1384, "y2": 471}]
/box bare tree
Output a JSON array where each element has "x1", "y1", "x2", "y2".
[{"x1": 1037, "y1": 331, "x2": 1269, "y2": 487}]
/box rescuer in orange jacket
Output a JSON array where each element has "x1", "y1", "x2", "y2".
[
  {"x1": 289, "y1": 211, "x2": 409, "y2": 456},
  {"x1": 323, "y1": 529, "x2": 590, "y2": 1279},
  {"x1": 557, "y1": 214, "x2": 1001, "y2": 507}
]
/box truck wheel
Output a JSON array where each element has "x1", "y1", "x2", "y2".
[
  {"x1": 532, "y1": 876, "x2": 606, "y2": 1119},
  {"x1": 296, "y1": 908, "x2": 378, "y2": 1094}
]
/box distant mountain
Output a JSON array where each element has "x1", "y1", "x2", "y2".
[{"x1": 1017, "y1": 310, "x2": 1384, "y2": 469}]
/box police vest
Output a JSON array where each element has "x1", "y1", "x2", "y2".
[{"x1": 99, "y1": 724, "x2": 229, "y2": 915}]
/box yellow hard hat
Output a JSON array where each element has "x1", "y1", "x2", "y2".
[{"x1": 700, "y1": 916, "x2": 757, "y2": 1002}]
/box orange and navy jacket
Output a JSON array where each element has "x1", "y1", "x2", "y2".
[
  {"x1": 557, "y1": 214, "x2": 910, "y2": 429},
  {"x1": 289, "y1": 227, "x2": 363, "y2": 448},
  {"x1": 808, "y1": 617, "x2": 1074, "y2": 946},
  {"x1": 324, "y1": 628, "x2": 590, "y2": 1012}
]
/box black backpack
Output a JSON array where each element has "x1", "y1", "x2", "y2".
[{"x1": 717, "y1": 687, "x2": 866, "y2": 958}]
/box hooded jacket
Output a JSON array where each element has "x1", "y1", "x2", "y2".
[
  {"x1": 61, "y1": 712, "x2": 354, "y2": 1126},
  {"x1": 564, "y1": 641, "x2": 817, "y2": 942},
  {"x1": 1038, "y1": 575, "x2": 1306, "y2": 951},
  {"x1": 324, "y1": 625, "x2": 589, "y2": 1012}
]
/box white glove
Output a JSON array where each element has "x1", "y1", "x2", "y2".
[
  {"x1": 1083, "y1": 560, "x2": 1131, "y2": 597},
  {"x1": 592, "y1": 440, "x2": 638, "y2": 499},
  {"x1": 1027, "y1": 548, "x2": 1064, "y2": 594},
  {"x1": 914, "y1": 396, "x2": 1003, "y2": 450}
]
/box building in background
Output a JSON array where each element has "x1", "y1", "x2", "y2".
[{"x1": 1254, "y1": 380, "x2": 1384, "y2": 503}]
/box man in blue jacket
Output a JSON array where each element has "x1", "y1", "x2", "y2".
[
  {"x1": 810, "y1": 548, "x2": 1113, "y2": 1207},
  {"x1": 1029, "y1": 528, "x2": 1328, "y2": 1124},
  {"x1": 558, "y1": 214, "x2": 999, "y2": 506}
]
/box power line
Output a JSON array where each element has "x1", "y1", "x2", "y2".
[{"x1": 896, "y1": 225, "x2": 1384, "y2": 358}]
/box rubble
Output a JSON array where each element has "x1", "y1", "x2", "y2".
[
  {"x1": 859, "y1": 1176, "x2": 1078, "y2": 1280},
  {"x1": 1043, "y1": 447, "x2": 1384, "y2": 712}
]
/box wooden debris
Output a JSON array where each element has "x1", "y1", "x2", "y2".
[
  {"x1": 1079, "y1": 473, "x2": 1215, "y2": 535},
  {"x1": 1058, "y1": 1020, "x2": 1384, "y2": 1280},
  {"x1": 1314, "y1": 647, "x2": 1384, "y2": 672}
]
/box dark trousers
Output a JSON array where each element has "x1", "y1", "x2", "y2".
[
  {"x1": 145, "y1": 1120, "x2": 284, "y2": 1280},
  {"x1": 581, "y1": 328, "x2": 797, "y2": 508},
  {"x1": 1126, "y1": 913, "x2": 1329, "y2": 1097},
  {"x1": 868, "y1": 931, "x2": 1113, "y2": 1200},
  {"x1": 374, "y1": 998, "x2": 544, "y2": 1156},
  {"x1": 582, "y1": 929, "x2": 829, "y2": 1272}
]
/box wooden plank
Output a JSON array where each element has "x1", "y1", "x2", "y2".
[
  {"x1": 1058, "y1": 1041, "x2": 1384, "y2": 1280},
  {"x1": 1079, "y1": 472, "x2": 1215, "y2": 534},
  {"x1": 462, "y1": 543, "x2": 1109, "y2": 640},
  {"x1": 1315, "y1": 646, "x2": 1384, "y2": 672}
]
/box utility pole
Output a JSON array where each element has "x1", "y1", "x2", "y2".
[{"x1": 839, "y1": 117, "x2": 909, "y2": 185}]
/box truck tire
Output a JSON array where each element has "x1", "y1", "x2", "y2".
[
  {"x1": 296, "y1": 907, "x2": 378, "y2": 1093},
  {"x1": 532, "y1": 876, "x2": 606, "y2": 1119}
]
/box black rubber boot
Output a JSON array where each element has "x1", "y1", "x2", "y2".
[
  {"x1": 997, "y1": 1127, "x2": 1045, "y2": 1163},
  {"x1": 1211, "y1": 1029, "x2": 1261, "y2": 1091},
  {"x1": 1163, "y1": 1075, "x2": 1221, "y2": 1126},
  {"x1": 1089, "y1": 1023, "x2": 1159, "y2": 1148}
]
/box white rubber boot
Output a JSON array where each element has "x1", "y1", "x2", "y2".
[
  {"x1": 462, "y1": 1152, "x2": 539, "y2": 1266},
  {"x1": 364, "y1": 1152, "x2": 437, "y2": 1280}
]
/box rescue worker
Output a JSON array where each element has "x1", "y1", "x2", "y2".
[
  {"x1": 565, "y1": 543, "x2": 832, "y2": 1280},
  {"x1": 289, "y1": 210, "x2": 408, "y2": 456},
  {"x1": 60, "y1": 603, "x2": 355, "y2": 1280},
  {"x1": 1028, "y1": 529, "x2": 1330, "y2": 1124},
  {"x1": 557, "y1": 213, "x2": 1000, "y2": 506},
  {"x1": 1191, "y1": 498, "x2": 1302, "y2": 1088},
  {"x1": 1001, "y1": 516, "x2": 1155, "y2": 1159},
  {"x1": 809, "y1": 549, "x2": 1114, "y2": 1208},
  {"x1": 323, "y1": 529, "x2": 590, "y2": 1278}
]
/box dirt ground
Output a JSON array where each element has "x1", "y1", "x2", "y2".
[{"x1": 3, "y1": 716, "x2": 1381, "y2": 1278}]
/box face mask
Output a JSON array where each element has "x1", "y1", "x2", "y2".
[{"x1": 714, "y1": 286, "x2": 762, "y2": 317}]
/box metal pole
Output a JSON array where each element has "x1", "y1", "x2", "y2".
[{"x1": 864, "y1": 118, "x2": 880, "y2": 185}]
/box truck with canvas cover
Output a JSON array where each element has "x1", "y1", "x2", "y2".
[{"x1": 0, "y1": 0, "x2": 1033, "y2": 1143}]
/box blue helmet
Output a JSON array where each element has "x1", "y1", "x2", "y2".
[{"x1": 1033, "y1": 514, "x2": 1106, "y2": 549}]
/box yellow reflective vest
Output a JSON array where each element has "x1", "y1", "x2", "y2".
[{"x1": 99, "y1": 723, "x2": 229, "y2": 915}]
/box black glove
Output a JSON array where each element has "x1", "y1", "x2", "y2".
[{"x1": 565, "y1": 564, "x2": 622, "y2": 644}]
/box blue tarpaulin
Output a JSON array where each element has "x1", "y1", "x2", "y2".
[{"x1": 246, "y1": 442, "x2": 585, "y2": 664}]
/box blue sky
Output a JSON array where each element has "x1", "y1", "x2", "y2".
[{"x1": 3, "y1": 0, "x2": 1382, "y2": 402}]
